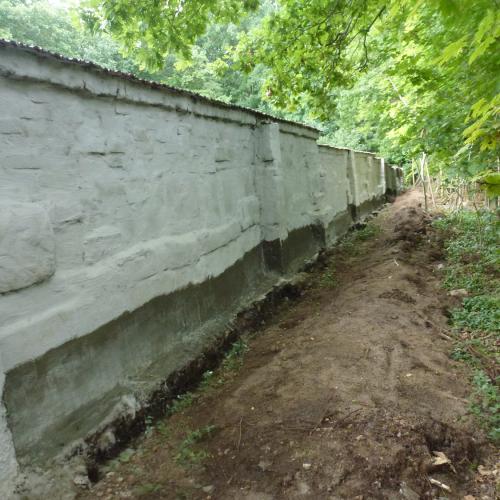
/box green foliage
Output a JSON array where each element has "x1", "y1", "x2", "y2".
[
  {"x1": 0, "y1": 0, "x2": 303, "y2": 119},
  {"x1": 470, "y1": 370, "x2": 500, "y2": 442},
  {"x1": 237, "y1": 0, "x2": 387, "y2": 116},
  {"x1": 222, "y1": 338, "x2": 249, "y2": 372},
  {"x1": 3, "y1": 1, "x2": 498, "y2": 178},
  {"x1": 80, "y1": 0, "x2": 259, "y2": 68},
  {"x1": 168, "y1": 392, "x2": 196, "y2": 415},
  {"x1": 436, "y1": 208, "x2": 499, "y2": 441},
  {"x1": 434, "y1": 210, "x2": 499, "y2": 293},
  {"x1": 175, "y1": 425, "x2": 216, "y2": 466},
  {"x1": 319, "y1": 269, "x2": 337, "y2": 289},
  {"x1": 476, "y1": 171, "x2": 500, "y2": 198},
  {"x1": 0, "y1": 0, "x2": 144, "y2": 73},
  {"x1": 452, "y1": 295, "x2": 500, "y2": 333},
  {"x1": 237, "y1": 0, "x2": 499, "y2": 173},
  {"x1": 339, "y1": 222, "x2": 381, "y2": 255}
]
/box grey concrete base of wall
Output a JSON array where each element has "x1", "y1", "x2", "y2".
[
  {"x1": 322, "y1": 211, "x2": 354, "y2": 246},
  {"x1": 350, "y1": 195, "x2": 387, "y2": 222},
  {"x1": 263, "y1": 225, "x2": 325, "y2": 274},
  {"x1": 4, "y1": 244, "x2": 272, "y2": 466}
]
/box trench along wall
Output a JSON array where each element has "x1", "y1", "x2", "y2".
[{"x1": 0, "y1": 41, "x2": 403, "y2": 492}]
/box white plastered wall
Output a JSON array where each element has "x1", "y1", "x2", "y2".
[{"x1": 0, "y1": 42, "x2": 394, "y2": 491}]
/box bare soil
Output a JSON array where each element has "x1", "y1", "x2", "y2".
[{"x1": 79, "y1": 190, "x2": 498, "y2": 500}]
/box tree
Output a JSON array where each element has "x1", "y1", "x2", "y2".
[
  {"x1": 80, "y1": 0, "x2": 259, "y2": 67},
  {"x1": 0, "y1": 0, "x2": 143, "y2": 73},
  {"x1": 238, "y1": 0, "x2": 498, "y2": 175}
]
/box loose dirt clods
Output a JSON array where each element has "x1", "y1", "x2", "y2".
[{"x1": 79, "y1": 190, "x2": 498, "y2": 499}]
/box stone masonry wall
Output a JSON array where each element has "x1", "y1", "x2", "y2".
[{"x1": 0, "y1": 41, "x2": 402, "y2": 495}]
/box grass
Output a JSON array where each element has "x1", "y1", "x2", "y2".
[
  {"x1": 339, "y1": 221, "x2": 381, "y2": 255},
  {"x1": 470, "y1": 371, "x2": 500, "y2": 442},
  {"x1": 433, "y1": 210, "x2": 498, "y2": 294},
  {"x1": 175, "y1": 425, "x2": 216, "y2": 467},
  {"x1": 199, "y1": 338, "x2": 249, "y2": 391},
  {"x1": 319, "y1": 269, "x2": 337, "y2": 289},
  {"x1": 354, "y1": 222, "x2": 382, "y2": 241},
  {"x1": 434, "y1": 209, "x2": 499, "y2": 441},
  {"x1": 168, "y1": 392, "x2": 196, "y2": 415},
  {"x1": 148, "y1": 337, "x2": 249, "y2": 447},
  {"x1": 221, "y1": 338, "x2": 249, "y2": 372},
  {"x1": 135, "y1": 483, "x2": 163, "y2": 495},
  {"x1": 451, "y1": 295, "x2": 500, "y2": 332}
]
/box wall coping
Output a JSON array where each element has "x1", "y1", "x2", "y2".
[
  {"x1": 317, "y1": 144, "x2": 378, "y2": 156},
  {"x1": 0, "y1": 39, "x2": 320, "y2": 135}
]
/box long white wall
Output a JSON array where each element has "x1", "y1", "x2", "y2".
[{"x1": 0, "y1": 40, "x2": 401, "y2": 493}]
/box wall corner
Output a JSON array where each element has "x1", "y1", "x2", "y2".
[{"x1": 255, "y1": 121, "x2": 288, "y2": 272}]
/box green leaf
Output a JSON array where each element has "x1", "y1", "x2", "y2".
[
  {"x1": 469, "y1": 35, "x2": 496, "y2": 64},
  {"x1": 473, "y1": 10, "x2": 495, "y2": 46},
  {"x1": 436, "y1": 36, "x2": 467, "y2": 65}
]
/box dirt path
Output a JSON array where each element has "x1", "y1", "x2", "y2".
[{"x1": 80, "y1": 190, "x2": 497, "y2": 500}]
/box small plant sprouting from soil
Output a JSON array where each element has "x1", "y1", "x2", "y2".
[
  {"x1": 168, "y1": 392, "x2": 196, "y2": 415},
  {"x1": 319, "y1": 269, "x2": 337, "y2": 289},
  {"x1": 355, "y1": 222, "x2": 381, "y2": 242},
  {"x1": 156, "y1": 421, "x2": 170, "y2": 438},
  {"x1": 149, "y1": 338, "x2": 249, "y2": 451},
  {"x1": 118, "y1": 448, "x2": 135, "y2": 464},
  {"x1": 175, "y1": 425, "x2": 216, "y2": 467},
  {"x1": 222, "y1": 338, "x2": 249, "y2": 372},
  {"x1": 198, "y1": 369, "x2": 215, "y2": 390}
]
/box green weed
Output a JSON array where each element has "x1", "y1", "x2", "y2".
[
  {"x1": 355, "y1": 222, "x2": 381, "y2": 242},
  {"x1": 451, "y1": 295, "x2": 500, "y2": 332},
  {"x1": 156, "y1": 421, "x2": 170, "y2": 438},
  {"x1": 135, "y1": 482, "x2": 162, "y2": 495},
  {"x1": 144, "y1": 415, "x2": 155, "y2": 437},
  {"x1": 222, "y1": 339, "x2": 248, "y2": 372},
  {"x1": 175, "y1": 425, "x2": 216, "y2": 467},
  {"x1": 470, "y1": 370, "x2": 500, "y2": 442},
  {"x1": 168, "y1": 392, "x2": 196, "y2": 415},
  {"x1": 118, "y1": 448, "x2": 135, "y2": 463},
  {"x1": 339, "y1": 222, "x2": 381, "y2": 255},
  {"x1": 198, "y1": 369, "x2": 225, "y2": 390},
  {"x1": 435, "y1": 209, "x2": 499, "y2": 442},
  {"x1": 199, "y1": 369, "x2": 215, "y2": 390},
  {"x1": 319, "y1": 269, "x2": 337, "y2": 288},
  {"x1": 433, "y1": 210, "x2": 499, "y2": 294}
]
